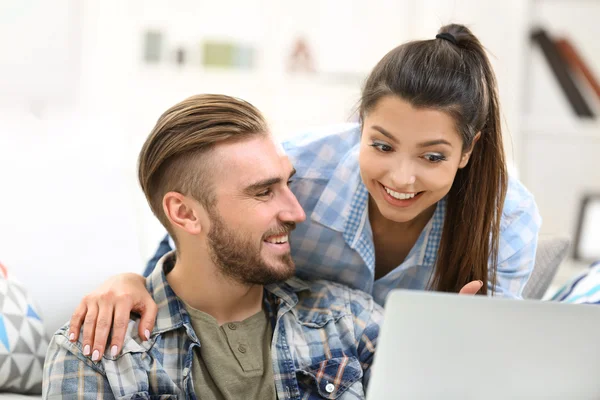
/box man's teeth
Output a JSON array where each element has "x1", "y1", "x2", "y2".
[
  {"x1": 384, "y1": 187, "x2": 417, "y2": 200},
  {"x1": 266, "y1": 235, "x2": 289, "y2": 244}
]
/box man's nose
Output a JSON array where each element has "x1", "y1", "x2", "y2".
[{"x1": 279, "y1": 189, "x2": 306, "y2": 223}]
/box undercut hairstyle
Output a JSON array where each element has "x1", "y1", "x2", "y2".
[{"x1": 138, "y1": 94, "x2": 269, "y2": 242}]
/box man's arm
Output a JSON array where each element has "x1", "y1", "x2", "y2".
[{"x1": 43, "y1": 332, "x2": 115, "y2": 399}]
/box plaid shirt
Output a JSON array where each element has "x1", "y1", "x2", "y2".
[
  {"x1": 146, "y1": 123, "x2": 542, "y2": 305},
  {"x1": 43, "y1": 252, "x2": 383, "y2": 399}
]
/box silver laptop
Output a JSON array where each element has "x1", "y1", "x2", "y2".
[{"x1": 367, "y1": 290, "x2": 600, "y2": 399}]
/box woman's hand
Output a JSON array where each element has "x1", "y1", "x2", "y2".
[
  {"x1": 68, "y1": 273, "x2": 157, "y2": 361},
  {"x1": 459, "y1": 280, "x2": 484, "y2": 295}
]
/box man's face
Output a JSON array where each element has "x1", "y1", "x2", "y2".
[{"x1": 204, "y1": 135, "x2": 306, "y2": 285}]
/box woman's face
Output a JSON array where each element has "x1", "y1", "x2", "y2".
[{"x1": 359, "y1": 95, "x2": 475, "y2": 224}]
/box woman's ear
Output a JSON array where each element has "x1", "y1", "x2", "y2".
[
  {"x1": 162, "y1": 192, "x2": 204, "y2": 235},
  {"x1": 458, "y1": 132, "x2": 481, "y2": 169}
]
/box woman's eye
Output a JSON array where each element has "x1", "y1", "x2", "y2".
[
  {"x1": 370, "y1": 142, "x2": 393, "y2": 152},
  {"x1": 423, "y1": 153, "x2": 447, "y2": 163}
]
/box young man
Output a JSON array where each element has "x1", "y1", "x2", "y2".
[{"x1": 43, "y1": 94, "x2": 382, "y2": 399}]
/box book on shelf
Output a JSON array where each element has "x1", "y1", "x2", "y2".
[
  {"x1": 531, "y1": 28, "x2": 595, "y2": 119},
  {"x1": 555, "y1": 37, "x2": 600, "y2": 105}
]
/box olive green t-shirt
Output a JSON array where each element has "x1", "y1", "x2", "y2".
[{"x1": 184, "y1": 302, "x2": 276, "y2": 400}]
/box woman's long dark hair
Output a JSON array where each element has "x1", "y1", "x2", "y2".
[{"x1": 359, "y1": 24, "x2": 507, "y2": 294}]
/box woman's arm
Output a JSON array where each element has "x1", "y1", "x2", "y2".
[
  {"x1": 492, "y1": 187, "x2": 542, "y2": 298},
  {"x1": 68, "y1": 235, "x2": 173, "y2": 358},
  {"x1": 68, "y1": 273, "x2": 155, "y2": 360}
]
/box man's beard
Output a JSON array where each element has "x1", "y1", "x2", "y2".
[{"x1": 206, "y1": 209, "x2": 296, "y2": 285}]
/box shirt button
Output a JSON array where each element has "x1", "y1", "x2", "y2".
[
  {"x1": 238, "y1": 344, "x2": 247, "y2": 353},
  {"x1": 228, "y1": 323, "x2": 237, "y2": 330},
  {"x1": 325, "y1": 383, "x2": 335, "y2": 393}
]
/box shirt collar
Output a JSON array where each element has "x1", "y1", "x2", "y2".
[
  {"x1": 146, "y1": 252, "x2": 188, "y2": 335},
  {"x1": 147, "y1": 252, "x2": 313, "y2": 334},
  {"x1": 401, "y1": 197, "x2": 446, "y2": 270}
]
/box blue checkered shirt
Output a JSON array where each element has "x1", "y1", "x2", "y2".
[
  {"x1": 43, "y1": 252, "x2": 383, "y2": 399},
  {"x1": 146, "y1": 123, "x2": 541, "y2": 304}
]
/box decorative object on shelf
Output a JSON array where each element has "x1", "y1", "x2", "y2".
[
  {"x1": 287, "y1": 38, "x2": 315, "y2": 74},
  {"x1": 531, "y1": 28, "x2": 595, "y2": 119},
  {"x1": 143, "y1": 30, "x2": 163, "y2": 63},
  {"x1": 555, "y1": 38, "x2": 600, "y2": 105},
  {"x1": 175, "y1": 47, "x2": 186, "y2": 66},
  {"x1": 573, "y1": 194, "x2": 600, "y2": 262},
  {"x1": 202, "y1": 41, "x2": 255, "y2": 69}
]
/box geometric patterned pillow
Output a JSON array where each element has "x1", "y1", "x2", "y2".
[{"x1": 0, "y1": 261, "x2": 48, "y2": 394}]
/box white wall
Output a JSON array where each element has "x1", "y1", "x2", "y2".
[
  {"x1": 0, "y1": 0, "x2": 80, "y2": 107},
  {"x1": 409, "y1": 0, "x2": 530, "y2": 169},
  {"x1": 0, "y1": 109, "x2": 144, "y2": 334}
]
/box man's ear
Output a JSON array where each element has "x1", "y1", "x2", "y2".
[
  {"x1": 458, "y1": 132, "x2": 481, "y2": 169},
  {"x1": 163, "y1": 192, "x2": 205, "y2": 235}
]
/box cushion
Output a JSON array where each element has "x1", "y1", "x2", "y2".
[
  {"x1": 551, "y1": 261, "x2": 600, "y2": 303},
  {"x1": 0, "y1": 262, "x2": 48, "y2": 394},
  {"x1": 522, "y1": 236, "x2": 571, "y2": 299}
]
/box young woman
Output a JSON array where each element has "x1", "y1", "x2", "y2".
[{"x1": 70, "y1": 24, "x2": 541, "y2": 358}]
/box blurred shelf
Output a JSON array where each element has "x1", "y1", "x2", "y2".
[{"x1": 134, "y1": 65, "x2": 363, "y2": 88}]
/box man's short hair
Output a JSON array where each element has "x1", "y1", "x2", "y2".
[{"x1": 138, "y1": 94, "x2": 268, "y2": 240}]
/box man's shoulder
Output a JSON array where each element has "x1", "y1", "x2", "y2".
[
  {"x1": 53, "y1": 314, "x2": 149, "y2": 360},
  {"x1": 45, "y1": 317, "x2": 171, "y2": 398}
]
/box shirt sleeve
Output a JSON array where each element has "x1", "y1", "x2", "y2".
[
  {"x1": 43, "y1": 333, "x2": 115, "y2": 399},
  {"x1": 493, "y1": 193, "x2": 542, "y2": 299},
  {"x1": 350, "y1": 291, "x2": 384, "y2": 388}
]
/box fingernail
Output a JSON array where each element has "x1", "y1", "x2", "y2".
[
  {"x1": 83, "y1": 345, "x2": 90, "y2": 356},
  {"x1": 91, "y1": 350, "x2": 100, "y2": 361},
  {"x1": 478, "y1": 280, "x2": 484, "y2": 287},
  {"x1": 69, "y1": 332, "x2": 75, "y2": 341},
  {"x1": 111, "y1": 345, "x2": 118, "y2": 358},
  {"x1": 145, "y1": 329, "x2": 151, "y2": 341}
]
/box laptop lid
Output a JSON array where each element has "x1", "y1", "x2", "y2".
[{"x1": 367, "y1": 290, "x2": 600, "y2": 399}]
